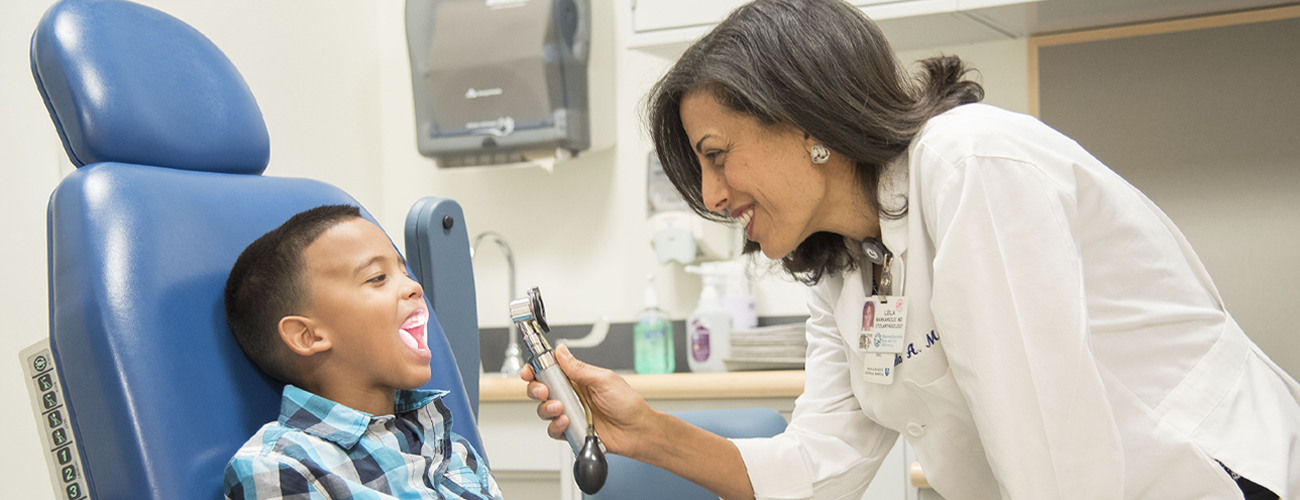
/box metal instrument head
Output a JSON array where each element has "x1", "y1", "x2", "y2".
[{"x1": 509, "y1": 286, "x2": 548, "y2": 332}]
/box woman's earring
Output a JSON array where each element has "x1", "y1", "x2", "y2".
[{"x1": 810, "y1": 144, "x2": 830, "y2": 164}]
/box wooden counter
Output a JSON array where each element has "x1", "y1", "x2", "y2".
[{"x1": 480, "y1": 370, "x2": 805, "y2": 402}]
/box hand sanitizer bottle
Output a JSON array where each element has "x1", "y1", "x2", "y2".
[
  {"x1": 634, "y1": 275, "x2": 675, "y2": 374},
  {"x1": 686, "y1": 275, "x2": 731, "y2": 373}
]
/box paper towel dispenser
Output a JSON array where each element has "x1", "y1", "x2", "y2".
[{"x1": 406, "y1": 0, "x2": 591, "y2": 168}]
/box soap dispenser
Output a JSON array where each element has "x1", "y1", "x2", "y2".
[
  {"x1": 633, "y1": 274, "x2": 675, "y2": 374},
  {"x1": 686, "y1": 273, "x2": 731, "y2": 373}
]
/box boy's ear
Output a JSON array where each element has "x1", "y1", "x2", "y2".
[{"x1": 279, "y1": 315, "x2": 331, "y2": 357}]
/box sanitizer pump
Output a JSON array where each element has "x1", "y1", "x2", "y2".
[
  {"x1": 634, "y1": 275, "x2": 675, "y2": 375},
  {"x1": 686, "y1": 277, "x2": 730, "y2": 373},
  {"x1": 685, "y1": 261, "x2": 755, "y2": 372}
]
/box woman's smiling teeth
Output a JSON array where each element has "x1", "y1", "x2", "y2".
[
  {"x1": 735, "y1": 209, "x2": 754, "y2": 238},
  {"x1": 398, "y1": 309, "x2": 429, "y2": 353}
]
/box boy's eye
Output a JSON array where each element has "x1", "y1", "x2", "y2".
[{"x1": 367, "y1": 273, "x2": 387, "y2": 284}]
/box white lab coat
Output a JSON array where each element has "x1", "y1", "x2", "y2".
[{"x1": 732, "y1": 104, "x2": 1300, "y2": 500}]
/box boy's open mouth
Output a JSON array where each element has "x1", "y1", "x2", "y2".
[{"x1": 399, "y1": 308, "x2": 429, "y2": 354}]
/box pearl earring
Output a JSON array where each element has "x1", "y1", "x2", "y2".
[{"x1": 811, "y1": 144, "x2": 830, "y2": 164}]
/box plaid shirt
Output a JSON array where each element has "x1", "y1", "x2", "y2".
[{"x1": 224, "y1": 385, "x2": 501, "y2": 500}]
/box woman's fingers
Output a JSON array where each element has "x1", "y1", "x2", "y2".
[
  {"x1": 548, "y1": 414, "x2": 570, "y2": 440},
  {"x1": 535, "y1": 399, "x2": 563, "y2": 420},
  {"x1": 520, "y1": 344, "x2": 656, "y2": 454},
  {"x1": 554, "y1": 344, "x2": 597, "y2": 383},
  {"x1": 526, "y1": 380, "x2": 549, "y2": 402}
]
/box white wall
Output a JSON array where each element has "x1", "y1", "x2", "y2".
[
  {"x1": 0, "y1": 1, "x2": 384, "y2": 497},
  {"x1": 0, "y1": 0, "x2": 1033, "y2": 496},
  {"x1": 375, "y1": 0, "x2": 823, "y2": 330},
  {"x1": 1, "y1": 2, "x2": 68, "y2": 498}
]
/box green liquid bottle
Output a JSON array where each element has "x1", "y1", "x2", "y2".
[{"x1": 634, "y1": 275, "x2": 675, "y2": 374}]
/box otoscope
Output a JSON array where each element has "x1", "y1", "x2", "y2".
[{"x1": 510, "y1": 287, "x2": 608, "y2": 494}]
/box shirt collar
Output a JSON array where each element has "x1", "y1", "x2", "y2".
[{"x1": 278, "y1": 384, "x2": 449, "y2": 449}]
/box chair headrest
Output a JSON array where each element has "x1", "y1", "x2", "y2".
[{"x1": 31, "y1": 0, "x2": 270, "y2": 175}]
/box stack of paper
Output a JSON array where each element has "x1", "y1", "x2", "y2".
[{"x1": 724, "y1": 322, "x2": 807, "y2": 371}]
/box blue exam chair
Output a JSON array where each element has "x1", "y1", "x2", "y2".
[
  {"x1": 32, "y1": 0, "x2": 483, "y2": 498},
  {"x1": 586, "y1": 408, "x2": 789, "y2": 500}
]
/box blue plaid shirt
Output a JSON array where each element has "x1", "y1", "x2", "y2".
[{"x1": 224, "y1": 385, "x2": 501, "y2": 500}]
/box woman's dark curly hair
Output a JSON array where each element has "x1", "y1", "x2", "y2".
[{"x1": 647, "y1": 0, "x2": 983, "y2": 285}]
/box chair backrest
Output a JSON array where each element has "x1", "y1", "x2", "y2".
[
  {"x1": 587, "y1": 408, "x2": 789, "y2": 500},
  {"x1": 32, "y1": 1, "x2": 481, "y2": 498},
  {"x1": 406, "y1": 197, "x2": 481, "y2": 416}
]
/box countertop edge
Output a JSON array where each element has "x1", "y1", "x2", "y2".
[{"x1": 479, "y1": 370, "x2": 806, "y2": 402}]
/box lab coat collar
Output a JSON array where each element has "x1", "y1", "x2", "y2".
[
  {"x1": 878, "y1": 153, "x2": 910, "y2": 293},
  {"x1": 877, "y1": 153, "x2": 910, "y2": 261}
]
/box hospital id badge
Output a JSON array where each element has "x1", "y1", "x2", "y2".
[
  {"x1": 858, "y1": 296, "x2": 907, "y2": 353},
  {"x1": 862, "y1": 352, "x2": 897, "y2": 385}
]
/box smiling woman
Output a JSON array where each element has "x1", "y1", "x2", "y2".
[
  {"x1": 649, "y1": 0, "x2": 981, "y2": 284},
  {"x1": 518, "y1": 0, "x2": 1300, "y2": 499}
]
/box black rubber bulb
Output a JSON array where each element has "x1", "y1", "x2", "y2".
[{"x1": 574, "y1": 434, "x2": 608, "y2": 495}]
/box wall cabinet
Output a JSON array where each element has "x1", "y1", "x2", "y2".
[{"x1": 625, "y1": 0, "x2": 1047, "y2": 51}]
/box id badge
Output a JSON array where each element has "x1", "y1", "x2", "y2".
[
  {"x1": 862, "y1": 352, "x2": 897, "y2": 385},
  {"x1": 858, "y1": 296, "x2": 907, "y2": 353}
]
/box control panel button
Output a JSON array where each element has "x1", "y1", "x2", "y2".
[
  {"x1": 56, "y1": 446, "x2": 74, "y2": 466},
  {"x1": 61, "y1": 464, "x2": 77, "y2": 483},
  {"x1": 37, "y1": 373, "x2": 54, "y2": 392},
  {"x1": 43, "y1": 390, "x2": 59, "y2": 410},
  {"x1": 51, "y1": 428, "x2": 68, "y2": 448}
]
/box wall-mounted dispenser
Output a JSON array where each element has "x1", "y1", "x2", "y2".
[
  {"x1": 646, "y1": 153, "x2": 739, "y2": 264},
  {"x1": 406, "y1": 0, "x2": 591, "y2": 168}
]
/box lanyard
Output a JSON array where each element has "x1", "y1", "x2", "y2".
[
  {"x1": 859, "y1": 237, "x2": 907, "y2": 384},
  {"x1": 861, "y1": 238, "x2": 894, "y2": 298}
]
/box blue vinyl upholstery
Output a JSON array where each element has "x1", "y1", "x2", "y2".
[
  {"x1": 406, "y1": 197, "x2": 481, "y2": 416},
  {"x1": 33, "y1": 1, "x2": 483, "y2": 499},
  {"x1": 586, "y1": 408, "x2": 789, "y2": 500},
  {"x1": 31, "y1": 0, "x2": 269, "y2": 173}
]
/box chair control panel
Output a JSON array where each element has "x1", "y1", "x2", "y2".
[{"x1": 21, "y1": 339, "x2": 91, "y2": 500}]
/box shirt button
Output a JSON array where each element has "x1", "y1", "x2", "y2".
[{"x1": 906, "y1": 422, "x2": 925, "y2": 437}]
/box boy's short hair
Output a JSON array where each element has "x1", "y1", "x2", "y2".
[{"x1": 224, "y1": 204, "x2": 363, "y2": 384}]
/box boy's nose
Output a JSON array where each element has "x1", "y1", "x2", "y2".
[{"x1": 403, "y1": 275, "x2": 424, "y2": 300}]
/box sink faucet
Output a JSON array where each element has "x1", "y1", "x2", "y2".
[{"x1": 471, "y1": 231, "x2": 525, "y2": 376}]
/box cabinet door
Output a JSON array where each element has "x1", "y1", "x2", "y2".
[
  {"x1": 632, "y1": 0, "x2": 747, "y2": 33},
  {"x1": 632, "y1": 0, "x2": 900, "y2": 33}
]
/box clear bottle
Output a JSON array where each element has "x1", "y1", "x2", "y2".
[
  {"x1": 687, "y1": 277, "x2": 731, "y2": 373},
  {"x1": 633, "y1": 275, "x2": 675, "y2": 374}
]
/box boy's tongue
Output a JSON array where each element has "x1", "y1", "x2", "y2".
[
  {"x1": 399, "y1": 310, "x2": 428, "y2": 352},
  {"x1": 399, "y1": 328, "x2": 421, "y2": 351}
]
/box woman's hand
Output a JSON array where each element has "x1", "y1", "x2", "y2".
[{"x1": 522, "y1": 344, "x2": 660, "y2": 460}]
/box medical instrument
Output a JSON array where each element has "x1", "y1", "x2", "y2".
[{"x1": 510, "y1": 287, "x2": 607, "y2": 494}]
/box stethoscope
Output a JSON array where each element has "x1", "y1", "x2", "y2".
[{"x1": 509, "y1": 287, "x2": 608, "y2": 494}]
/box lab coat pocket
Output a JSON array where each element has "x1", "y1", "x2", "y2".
[{"x1": 905, "y1": 368, "x2": 983, "y2": 455}]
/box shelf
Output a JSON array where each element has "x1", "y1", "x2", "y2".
[{"x1": 480, "y1": 370, "x2": 805, "y2": 402}]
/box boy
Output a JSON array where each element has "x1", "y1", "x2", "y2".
[{"x1": 222, "y1": 204, "x2": 501, "y2": 500}]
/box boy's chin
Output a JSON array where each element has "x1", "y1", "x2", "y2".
[{"x1": 398, "y1": 367, "x2": 433, "y2": 390}]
